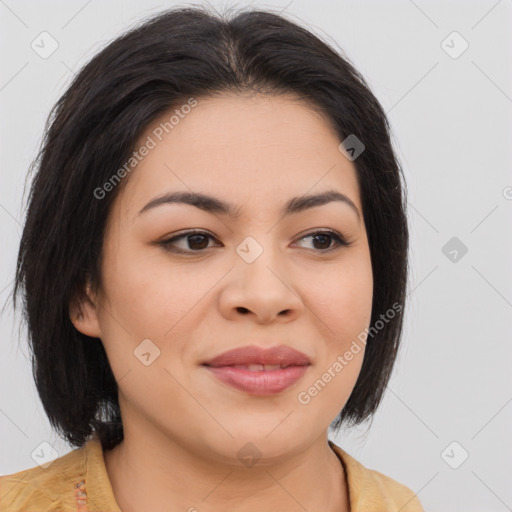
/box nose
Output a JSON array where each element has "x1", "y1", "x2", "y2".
[{"x1": 218, "y1": 239, "x2": 304, "y2": 324}]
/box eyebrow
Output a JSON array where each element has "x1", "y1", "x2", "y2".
[{"x1": 136, "y1": 189, "x2": 361, "y2": 221}]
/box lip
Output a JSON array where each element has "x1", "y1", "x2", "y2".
[
  {"x1": 202, "y1": 345, "x2": 311, "y2": 367},
  {"x1": 202, "y1": 345, "x2": 311, "y2": 395}
]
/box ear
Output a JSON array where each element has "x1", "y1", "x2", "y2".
[{"x1": 69, "y1": 278, "x2": 102, "y2": 338}]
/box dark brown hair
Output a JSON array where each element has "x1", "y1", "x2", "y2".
[{"x1": 11, "y1": 5, "x2": 409, "y2": 450}]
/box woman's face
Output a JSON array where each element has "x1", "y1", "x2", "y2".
[{"x1": 73, "y1": 92, "x2": 373, "y2": 462}]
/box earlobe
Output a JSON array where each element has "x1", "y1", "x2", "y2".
[{"x1": 69, "y1": 282, "x2": 102, "y2": 338}]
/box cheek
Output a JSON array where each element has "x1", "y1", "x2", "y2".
[
  {"x1": 96, "y1": 247, "x2": 228, "y2": 390},
  {"x1": 95, "y1": 253, "x2": 201, "y2": 414},
  {"x1": 303, "y1": 255, "x2": 373, "y2": 344},
  {"x1": 100, "y1": 243, "x2": 212, "y2": 337}
]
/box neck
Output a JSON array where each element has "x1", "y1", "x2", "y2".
[{"x1": 103, "y1": 424, "x2": 349, "y2": 512}]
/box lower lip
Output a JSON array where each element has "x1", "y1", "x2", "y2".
[{"x1": 204, "y1": 365, "x2": 310, "y2": 395}]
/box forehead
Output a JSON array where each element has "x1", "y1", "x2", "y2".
[{"x1": 115, "y1": 93, "x2": 362, "y2": 221}]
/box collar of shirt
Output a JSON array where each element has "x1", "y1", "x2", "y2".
[{"x1": 0, "y1": 434, "x2": 423, "y2": 511}]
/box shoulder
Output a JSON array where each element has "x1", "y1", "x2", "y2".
[
  {"x1": 329, "y1": 441, "x2": 425, "y2": 512},
  {"x1": 0, "y1": 441, "x2": 88, "y2": 511}
]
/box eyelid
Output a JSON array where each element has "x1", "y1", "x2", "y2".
[
  {"x1": 158, "y1": 230, "x2": 221, "y2": 254},
  {"x1": 158, "y1": 228, "x2": 351, "y2": 254},
  {"x1": 293, "y1": 229, "x2": 351, "y2": 249}
]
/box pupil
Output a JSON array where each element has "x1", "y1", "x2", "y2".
[
  {"x1": 189, "y1": 234, "x2": 208, "y2": 250},
  {"x1": 314, "y1": 234, "x2": 331, "y2": 249}
]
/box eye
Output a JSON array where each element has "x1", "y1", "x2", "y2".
[
  {"x1": 159, "y1": 230, "x2": 221, "y2": 254},
  {"x1": 158, "y1": 228, "x2": 351, "y2": 255},
  {"x1": 292, "y1": 230, "x2": 351, "y2": 252}
]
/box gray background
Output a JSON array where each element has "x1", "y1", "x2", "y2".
[{"x1": 1, "y1": 1, "x2": 511, "y2": 510}]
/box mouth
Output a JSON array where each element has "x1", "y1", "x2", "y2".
[
  {"x1": 202, "y1": 345, "x2": 311, "y2": 395},
  {"x1": 219, "y1": 363, "x2": 299, "y2": 371}
]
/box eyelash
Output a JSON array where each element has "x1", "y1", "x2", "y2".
[{"x1": 158, "y1": 229, "x2": 351, "y2": 255}]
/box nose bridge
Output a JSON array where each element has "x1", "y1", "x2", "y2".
[
  {"x1": 234, "y1": 230, "x2": 288, "y2": 280},
  {"x1": 236, "y1": 232, "x2": 272, "y2": 265}
]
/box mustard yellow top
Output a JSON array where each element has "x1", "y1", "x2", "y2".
[{"x1": 0, "y1": 434, "x2": 424, "y2": 511}]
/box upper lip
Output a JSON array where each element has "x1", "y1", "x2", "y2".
[{"x1": 202, "y1": 345, "x2": 311, "y2": 367}]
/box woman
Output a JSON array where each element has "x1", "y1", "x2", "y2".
[{"x1": 1, "y1": 5, "x2": 423, "y2": 511}]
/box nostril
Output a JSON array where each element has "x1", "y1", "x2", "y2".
[{"x1": 237, "y1": 307, "x2": 250, "y2": 314}]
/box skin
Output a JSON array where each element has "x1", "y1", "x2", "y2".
[{"x1": 70, "y1": 92, "x2": 373, "y2": 512}]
